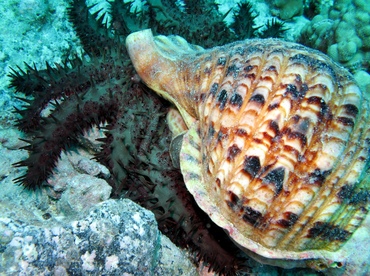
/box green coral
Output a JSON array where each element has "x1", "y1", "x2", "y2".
[
  {"x1": 300, "y1": 0, "x2": 370, "y2": 75},
  {"x1": 303, "y1": 0, "x2": 334, "y2": 20},
  {"x1": 268, "y1": 0, "x2": 304, "y2": 20}
]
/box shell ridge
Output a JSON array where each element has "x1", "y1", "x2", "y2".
[
  {"x1": 213, "y1": 42, "x2": 276, "y2": 192},
  {"x1": 197, "y1": 39, "x2": 362, "y2": 250},
  {"x1": 273, "y1": 92, "x2": 360, "y2": 249},
  {"x1": 154, "y1": 34, "x2": 204, "y2": 59},
  {"x1": 223, "y1": 44, "x2": 308, "y2": 237},
  {"x1": 204, "y1": 39, "x2": 368, "y2": 252},
  {"x1": 279, "y1": 94, "x2": 370, "y2": 250}
]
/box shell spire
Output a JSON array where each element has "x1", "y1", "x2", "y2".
[{"x1": 126, "y1": 29, "x2": 203, "y2": 126}]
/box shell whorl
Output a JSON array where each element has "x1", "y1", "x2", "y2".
[
  {"x1": 126, "y1": 29, "x2": 203, "y2": 127},
  {"x1": 191, "y1": 39, "x2": 370, "y2": 249},
  {"x1": 126, "y1": 30, "x2": 370, "y2": 265}
]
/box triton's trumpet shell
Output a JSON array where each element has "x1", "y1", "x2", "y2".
[{"x1": 126, "y1": 29, "x2": 370, "y2": 270}]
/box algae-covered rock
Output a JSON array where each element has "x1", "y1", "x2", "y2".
[{"x1": 0, "y1": 199, "x2": 197, "y2": 275}]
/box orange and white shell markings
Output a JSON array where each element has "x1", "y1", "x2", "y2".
[{"x1": 126, "y1": 29, "x2": 370, "y2": 270}]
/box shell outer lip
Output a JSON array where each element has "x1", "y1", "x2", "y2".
[
  {"x1": 188, "y1": 183, "x2": 346, "y2": 269},
  {"x1": 180, "y1": 124, "x2": 344, "y2": 269}
]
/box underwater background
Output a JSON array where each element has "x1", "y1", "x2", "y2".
[{"x1": 0, "y1": 0, "x2": 369, "y2": 275}]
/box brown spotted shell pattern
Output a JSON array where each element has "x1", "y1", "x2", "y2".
[{"x1": 126, "y1": 29, "x2": 370, "y2": 269}]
